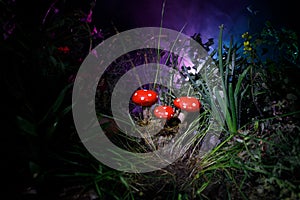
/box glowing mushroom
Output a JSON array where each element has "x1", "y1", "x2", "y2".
[
  {"x1": 131, "y1": 89, "x2": 158, "y2": 120},
  {"x1": 173, "y1": 96, "x2": 201, "y2": 122},
  {"x1": 153, "y1": 105, "x2": 175, "y2": 120}
]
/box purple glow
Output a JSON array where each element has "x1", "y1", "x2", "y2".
[
  {"x1": 119, "y1": 0, "x2": 267, "y2": 49},
  {"x1": 93, "y1": 0, "x2": 282, "y2": 52}
]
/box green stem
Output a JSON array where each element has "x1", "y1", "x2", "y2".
[
  {"x1": 229, "y1": 82, "x2": 237, "y2": 133},
  {"x1": 218, "y1": 24, "x2": 225, "y2": 89}
]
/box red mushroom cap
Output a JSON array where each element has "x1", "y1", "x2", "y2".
[
  {"x1": 153, "y1": 105, "x2": 175, "y2": 119},
  {"x1": 173, "y1": 96, "x2": 201, "y2": 112},
  {"x1": 131, "y1": 89, "x2": 158, "y2": 106}
]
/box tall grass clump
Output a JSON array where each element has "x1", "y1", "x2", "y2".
[{"x1": 183, "y1": 23, "x2": 300, "y2": 200}]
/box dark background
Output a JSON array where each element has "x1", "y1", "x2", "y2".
[{"x1": 1, "y1": 0, "x2": 299, "y2": 198}]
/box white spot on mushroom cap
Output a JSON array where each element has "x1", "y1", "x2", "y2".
[
  {"x1": 192, "y1": 103, "x2": 196, "y2": 107},
  {"x1": 141, "y1": 97, "x2": 145, "y2": 100},
  {"x1": 134, "y1": 93, "x2": 137, "y2": 96},
  {"x1": 165, "y1": 112, "x2": 168, "y2": 115},
  {"x1": 148, "y1": 93, "x2": 152, "y2": 96}
]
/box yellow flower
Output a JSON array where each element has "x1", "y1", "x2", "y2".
[
  {"x1": 243, "y1": 46, "x2": 252, "y2": 51},
  {"x1": 242, "y1": 32, "x2": 253, "y2": 53},
  {"x1": 242, "y1": 32, "x2": 252, "y2": 40},
  {"x1": 244, "y1": 41, "x2": 250, "y2": 46},
  {"x1": 242, "y1": 32, "x2": 248, "y2": 39}
]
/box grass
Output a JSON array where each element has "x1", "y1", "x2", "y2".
[{"x1": 91, "y1": 22, "x2": 300, "y2": 199}]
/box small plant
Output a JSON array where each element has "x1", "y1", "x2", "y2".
[{"x1": 185, "y1": 23, "x2": 300, "y2": 199}]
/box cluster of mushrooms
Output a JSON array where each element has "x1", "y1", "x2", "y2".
[{"x1": 131, "y1": 89, "x2": 201, "y2": 123}]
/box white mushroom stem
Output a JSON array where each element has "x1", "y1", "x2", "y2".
[
  {"x1": 177, "y1": 111, "x2": 186, "y2": 122},
  {"x1": 174, "y1": 108, "x2": 186, "y2": 122},
  {"x1": 142, "y1": 107, "x2": 150, "y2": 120}
]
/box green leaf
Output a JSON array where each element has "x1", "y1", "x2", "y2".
[
  {"x1": 16, "y1": 116, "x2": 37, "y2": 136},
  {"x1": 49, "y1": 56, "x2": 57, "y2": 66},
  {"x1": 51, "y1": 84, "x2": 72, "y2": 114},
  {"x1": 29, "y1": 161, "x2": 41, "y2": 175},
  {"x1": 254, "y1": 121, "x2": 259, "y2": 131},
  {"x1": 120, "y1": 176, "x2": 130, "y2": 189},
  {"x1": 46, "y1": 104, "x2": 73, "y2": 139},
  {"x1": 229, "y1": 82, "x2": 237, "y2": 133},
  {"x1": 214, "y1": 87, "x2": 233, "y2": 132},
  {"x1": 60, "y1": 104, "x2": 73, "y2": 117},
  {"x1": 234, "y1": 66, "x2": 251, "y2": 99},
  {"x1": 40, "y1": 83, "x2": 72, "y2": 123}
]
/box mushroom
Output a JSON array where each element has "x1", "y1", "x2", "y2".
[
  {"x1": 153, "y1": 105, "x2": 175, "y2": 120},
  {"x1": 131, "y1": 89, "x2": 158, "y2": 121},
  {"x1": 173, "y1": 96, "x2": 201, "y2": 122},
  {"x1": 154, "y1": 105, "x2": 181, "y2": 136}
]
